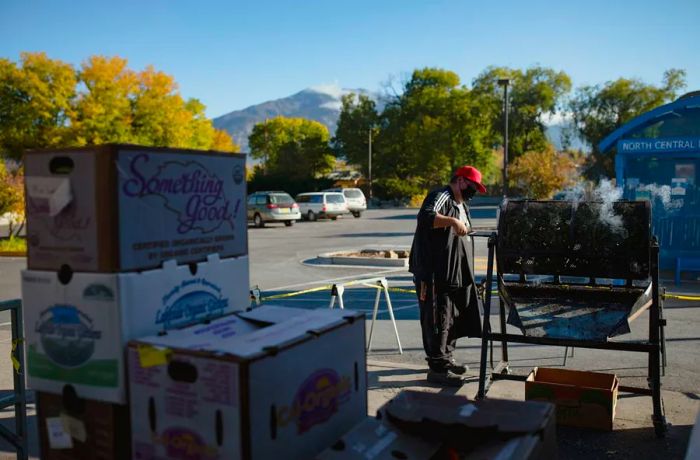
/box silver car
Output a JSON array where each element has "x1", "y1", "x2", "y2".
[
  {"x1": 296, "y1": 192, "x2": 349, "y2": 221},
  {"x1": 324, "y1": 188, "x2": 367, "y2": 218},
  {"x1": 247, "y1": 191, "x2": 301, "y2": 227}
]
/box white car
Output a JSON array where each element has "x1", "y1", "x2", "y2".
[
  {"x1": 296, "y1": 192, "x2": 349, "y2": 221},
  {"x1": 324, "y1": 188, "x2": 367, "y2": 218}
]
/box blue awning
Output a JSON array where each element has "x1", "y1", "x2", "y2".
[{"x1": 599, "y1": 94, "x2": 700, "y2": 153}]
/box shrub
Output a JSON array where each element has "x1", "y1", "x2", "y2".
[{"x1": 508, "y1": 145, "x2": 578, "y2": 199}]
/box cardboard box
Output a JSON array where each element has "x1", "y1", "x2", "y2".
[
  {"x1": 316, "y1": 417, "x2": 441, "y2": 459},
  {"x1": 36, "y1": 390, "x2": 130, "y2": 460},
  {"x1": 128, "y1": 305, "x2": 367, "y2": 460},
  {"x1": 25, "y1": 144, "x2": 247, "y2": 272},
  {"x1": 379, "y1": 390, "x2": 557, "y2": 459},
  {"x1": 22, "y1": 253, "x2": 249, "y2": 404},
  {"x1": 526, "y1": 367, "x2": 619, "y2": 431}
]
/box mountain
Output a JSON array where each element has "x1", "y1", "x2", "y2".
[
  {"x1": 213, "y1": 86, "x2": 588, "y2": 156},
  {"x1": 213, "y1": 86, "x2": 378, "y2": 154}
]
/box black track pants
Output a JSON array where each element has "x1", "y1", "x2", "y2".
[{"x1": 414, "y1": 278, "x2": 469, "y2": 372}]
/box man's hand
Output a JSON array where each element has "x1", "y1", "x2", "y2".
[{"x1": 452, "y1": 218, "x2": 468, "y2": 236}]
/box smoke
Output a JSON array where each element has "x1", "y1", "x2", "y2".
[
  {"x1": 591, "y1": 179, "x2": 625, "y2": 236},
  {"x1": 555, "y1": 178, "x2": 682, "y2": 236},
  {"x1": 635, "y1": 183, "x2": 683, "y2": 211}
]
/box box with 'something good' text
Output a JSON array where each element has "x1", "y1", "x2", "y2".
[
  {"x1": 22, "y1": 253, "x2": 249, "y2": 404},
  {"x1": 24, "y1": 144, "x2": 247, "y2": 272},
  {"x1": 128, "y1": 305, "x2": 367, "y2": 460}
]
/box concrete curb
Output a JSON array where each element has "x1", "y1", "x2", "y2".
[{"x1": 317, "y1": 248, "x2": 410, "y2": 267}]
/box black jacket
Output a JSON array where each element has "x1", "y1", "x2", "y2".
[
  {"x1": 409, "y1": 186, "x2": 476, "y2": 286},
  {"x1": 409, "y1": 186, "x2": 482, "y2": 337}
]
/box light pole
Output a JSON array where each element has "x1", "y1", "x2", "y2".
[
  {"x1": 498, "y1": 78, "x2": 511, "y2": 198},
  {"x1": 368, "y1": 127, "x2": 373, "y2": 199}
]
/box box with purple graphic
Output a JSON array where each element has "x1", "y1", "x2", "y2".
[
  {"x1": 128, "y1": 305, "x2": 367, "y2": 460},
  {"x1": 22, "y1": 253, "x2": 249, "y2": 404},
  {"x1": 25, "y1": 144, "x2": 247, "y2": 272}
]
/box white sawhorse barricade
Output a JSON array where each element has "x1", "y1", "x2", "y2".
[{"x1": 328, "y1": 277, "x2": 403, "y2": 354}]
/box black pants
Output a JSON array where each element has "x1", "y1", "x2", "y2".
[{"x1": 414, "y1": 278, "x2": 470, "y2": 372}]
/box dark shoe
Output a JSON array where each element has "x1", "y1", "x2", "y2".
[
  {"x1": 447, "y1": 359, "x2": 469, "y2": 375},
  {"x1": 427, "y1": 370, "x2": 466, "y2": 387}
]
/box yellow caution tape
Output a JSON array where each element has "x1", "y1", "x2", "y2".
[
  {"x1": 388, "y1": 287, "x2": 418, "y2": 294},
  {"x1": 260, "y1": 284, "x2": 334, "y2": 301},
  {"x1": 255, "y1": 284, "x2": 700, "y2": 304},
  {"x1": 11, "y1": 339, "x2": 21, "y2": 372},
  {"x1": 137, "y1": 344, "x2": 171, "y2": 368},
  {"x1": 665, "y1": 293, "x2": 700, "y2": 301}
]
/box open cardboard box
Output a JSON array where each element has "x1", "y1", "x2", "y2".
[
  {"x1": 526, "y1": 367, "x2": 619, "y2": 431},
  {"x1": 379, "y1": 390, "x2": 557, "y2": 459},
  {"x1": 129, "y1": 305, "x2": 367, "y2": 460},
  {"x1": 25, "y1": 144, "x2": 247, "y2": 272},
  {"x1": 316, "y1": 416, "x2": 442, "y2": 459},
  {"x1": 22, "y1": 253, "x2": 249, "y2": 404}
]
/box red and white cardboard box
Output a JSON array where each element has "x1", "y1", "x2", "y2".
[{"x1": 128, "y1": 305, "x2": 367, "y2": 460}]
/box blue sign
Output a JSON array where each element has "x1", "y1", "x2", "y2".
[{"x1": 618, "y1": 137, "x2": 700, "y2": 154}]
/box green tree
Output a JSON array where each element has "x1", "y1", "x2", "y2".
[
  {"x1": 249, "y1": 116, "x2": 334, "y2": 180},
  {"x1": 0, "y1": 52, "x2": 76, "y2": 160},
  {"x1": 569, "y1": 69, "x2": 686, "y2": 178},
  {"x1": 332, "y1": 93, "x2": 379, "y2": 177},
  {"x1": 472, "y1": 65, "x2": 572, "y2": 160},
  {"x1": 374, "y1": 67, "x2": 495, "y2": 197}
]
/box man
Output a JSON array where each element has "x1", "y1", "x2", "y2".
[{"x1": 409, "y1": 165, "x2": 486, "y2": 386}]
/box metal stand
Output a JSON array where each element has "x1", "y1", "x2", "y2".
[
  {"x1": 477, "y1": 236, "x2": 668, "y2": 438},
  {"x1": 330, "y1": 277, "x2": 402, "y2": 354},
  {"x1": 0, "y1": 299, "x2": 28, "y2": 460}
]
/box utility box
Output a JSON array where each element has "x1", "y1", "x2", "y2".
[
  {"x1": 526, "y1": 367, "x2": 619, "y2": 431},
  {"x1": 128, "y1": 305, "x2": 367, "y2": 460},
  {"x1": 24, "y1": 144, "x2": 247, "y2": 272}
]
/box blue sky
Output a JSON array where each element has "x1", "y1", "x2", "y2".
[{"x1": 2, "y1": 0, "x2": 698, "y2": 118}]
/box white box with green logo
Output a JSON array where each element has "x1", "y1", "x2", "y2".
[
  {"x1": 128, "y1": 305, "x2": 367, "y2": 460},
  {"x1": 22, "y1": 253, "x2": 249, "y2": 404}
]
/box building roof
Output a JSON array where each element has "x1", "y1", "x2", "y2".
[{"x1": 599, "y1": 92, "x2": 700, "y2": 153}]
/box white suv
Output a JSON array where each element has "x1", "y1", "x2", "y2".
[
  {"x1": 296, "y1": 192, "x2": 349, "y2": 221},
  {"x1": 324, "y1": 188, "x2": 367, "y2": 218}
]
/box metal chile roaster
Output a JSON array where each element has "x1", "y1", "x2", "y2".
[{"x1": 476, "y1": 200, "x2": 667, "y2": 437}]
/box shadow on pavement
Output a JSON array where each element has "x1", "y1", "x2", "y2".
[
  {"x1": 557, "y1": 424, "x2": 692, "y2": 460},
  {"x1": 327, "y1": 232, "x2": 414, "y2": 238}
]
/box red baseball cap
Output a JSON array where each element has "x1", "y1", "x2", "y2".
[{"x1": 454, "y1": 165, "x2": 487, "y2": 193}]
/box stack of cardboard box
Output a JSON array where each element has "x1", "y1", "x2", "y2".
[{"x1": 22, "y1": 145, "x2": 250, "y2": 459}]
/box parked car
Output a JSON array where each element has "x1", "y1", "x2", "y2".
[
  {"x1": 323, "y1": 187, "x2": 367, "y2": 218},
  {"x1": 296, "y1": 192, "x2": 349, "y2": 221},
  {"x1": 247, "y1": 191, "x2": 301, "y2": 227}
]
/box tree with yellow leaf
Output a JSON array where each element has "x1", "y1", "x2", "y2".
[
  {"x1": 0, "y1": 52, "x2": 239, "y2": 160},
  {"x1": 0, "y1": 52, "x2": 76, "y2": 160},
  {"x1": 508, "y1": 145, "x2": 578, "y2": 199}
]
